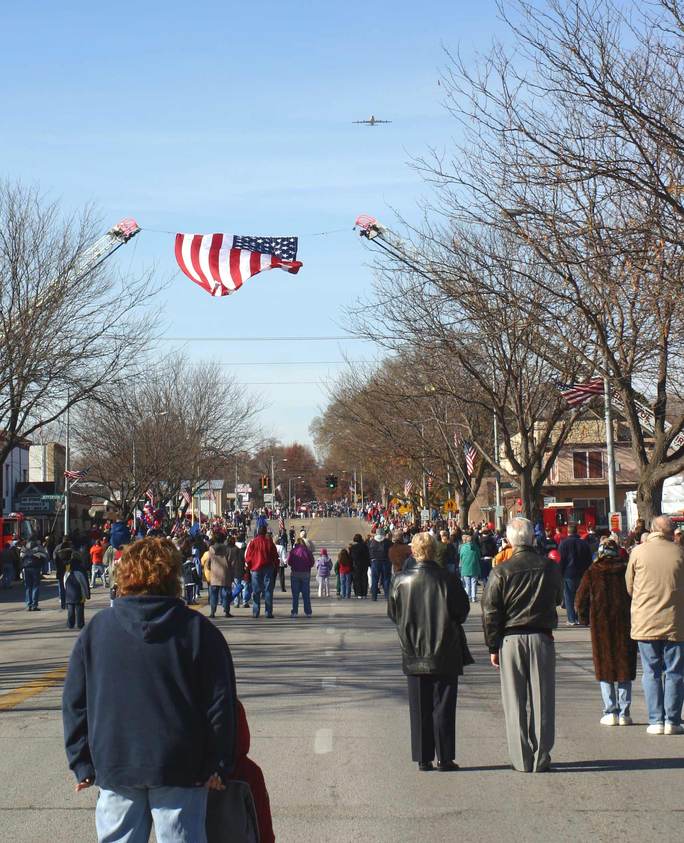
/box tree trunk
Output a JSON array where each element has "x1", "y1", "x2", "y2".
[
  {"x1": 518, "y1": 469, "x2": 537, "y2": 521},
  {"x1": 636, "y1": 478, "x2": 665, "y2": 527}
]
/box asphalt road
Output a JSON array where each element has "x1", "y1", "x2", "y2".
[{"x1": 1, "y1": 517, "x2": 683, "y2": 842}]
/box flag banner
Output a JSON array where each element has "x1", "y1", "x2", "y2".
[
  {"x1": 404, "y1": 479, "x2": 413, "y2": 496},
  {"x1": 556, "y1": 377, "x2": 603, "y2": 408},
  {"x1": 463, "y1": 441, "x2": 478, "y2": 477},
  {"x1": 175, "y1": 233, "x2": 302, "y2": 297},
  {"x1": 181, "y1": 486, "x2": 192, "y2": 505},
  {"x1": 279, "y1": 515, "x2": 286, "y2": 531},
  {"x1": 145, "y1": 488, "x2": 155, "y2": 505}
]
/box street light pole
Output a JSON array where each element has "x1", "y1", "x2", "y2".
[
  {"x1": 64, "y1": 401, "x2": 70, "y2": 536},
  {"x1": 493, "y1": 412, "x2": 502, "y2": 530}
]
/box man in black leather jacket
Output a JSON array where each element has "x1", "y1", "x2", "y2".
[
  {"x1": 389, "y1": 532, "x2": 471, "y2": 772},
  {"x1": 481, "y1": 517, "x2": 562, "y2": 773}
]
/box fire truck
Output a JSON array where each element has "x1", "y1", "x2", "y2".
[
  {"x1": 542, "y1": 502, "x2": 596, "y2": 539},
  {"x1": 0, "y1": 513, "x2": 36, "y2": 550}
]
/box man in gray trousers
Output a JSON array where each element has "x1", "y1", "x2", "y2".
[{"x1": 481, "y1": 517, "x2": 562, "y2": 772}]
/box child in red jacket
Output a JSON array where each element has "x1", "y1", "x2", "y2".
[{"x1": 228, "y1": 700, "x2": 275, "y2": 843}]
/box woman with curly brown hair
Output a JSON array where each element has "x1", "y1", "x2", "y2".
[{"x1": 62, "y1": 537, "x2": 238, "y2": 843}]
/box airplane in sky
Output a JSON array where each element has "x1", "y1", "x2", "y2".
[{"x1": 352, "y1": 115, "x2": 392, "y2": 126}]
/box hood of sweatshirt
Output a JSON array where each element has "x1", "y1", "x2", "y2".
[
  {"x1": 112, "y1": 595, "x2": 187, "y2": 643},
  {"x1": 373, "y1": 533, "x2": 386, "y2": 543}
]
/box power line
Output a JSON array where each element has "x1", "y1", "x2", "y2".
[{"x1": 158, "y1": 335, "x2": 378, "y2": 342}]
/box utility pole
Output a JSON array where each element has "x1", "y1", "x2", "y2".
[
  {"x1": 360, "y1": 471, "x2": 364, "y2": 511},
  {"x1": 604, "y1": 374, "x2": 617, "y2": 517},
  {"x1": 493, "y1": 413, "x2": 502, "y2": 530},
  {"x1": 270, "y1": 455, "x2": 276, "y2": 506},
  {"x1": 63, "y1": 401, "x2": 70, "y2": 536},
  {"x1": 234, "y1": 461, "x2": 239, "y2": 514}
]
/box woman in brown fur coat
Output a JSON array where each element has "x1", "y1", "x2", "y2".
[{"x1": 575, "y1": 541, "x2": 637, "y2": 726}]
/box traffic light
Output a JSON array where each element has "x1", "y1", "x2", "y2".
[
  {"x1": 326, "y1": 474, "x2": 338, "y2": 489},
  {"x1": 260, "y1": 475, "x2": 271, "y2": 491}
]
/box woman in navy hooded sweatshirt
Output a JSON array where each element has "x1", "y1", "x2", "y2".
[{"x1": 62, "y1": 537, "x2": 237, "y2": 843}]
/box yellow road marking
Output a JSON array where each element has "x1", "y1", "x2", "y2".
[{"x1": 0, "y1": 667, "x2": 67, "y2": 711}]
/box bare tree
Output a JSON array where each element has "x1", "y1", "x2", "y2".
[
  {"x1": 74, "y1": 357, "x2": 260, "y2": 518},
  {"x1": 0, "y1": 181, "x2": 157, "y2": 465}
]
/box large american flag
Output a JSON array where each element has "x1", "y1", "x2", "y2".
[
  {"x1": 180, "y1": 486, "x2": 192, "y2": 505},
  {"x1": 404, "y1": 479, "x2": 413, "y2": 497},
  {"x1": 556, "y1": 377, "x2": 604, "y2": 407},
  {"x1": 175, "y1": 233, "x2": 302, "y2": 297}
]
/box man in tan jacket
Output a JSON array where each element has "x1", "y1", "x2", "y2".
[{"x1": 626, "y1": 515, "x2": 684, "y2": 735}]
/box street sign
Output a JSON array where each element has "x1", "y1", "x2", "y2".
[
  {"x1": 420, "y1": 509, "x2": 430, "y2": 521},
  {"x1": 389, "y1": 497, "x2": 400, "y2": 507},
  {"x1": 543, "y1": 496, "x2": 556, "y2": 507},
  {"x1": 609, "y1": 511, "x2": 623, "y2": 533},
  {"x1": 443, "y1": 499, "x2": 459, "y2": 513},
  {"x1": 236, "y1": 484, "x2": 252, "y2": 494},
  {"x1": 41, "y1": 494, "x2": 64, "y2": 501},
  {"x1": 495, "y1": 505, "x2": 505, "y2": 518},
  {"x1": 263, "y1": 493, "x2": 274, "y2": 505},
  {"x1": 398, "y1": 504, "x2": 412, "y2": 516}
]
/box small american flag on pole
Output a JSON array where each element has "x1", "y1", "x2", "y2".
[
  {"x1": 556, "y1": 377, "x2": 604, "y2": 408},
  {"x1": 404, "y1": 479, "x2": 414, "y2": 496},
  {"x1": 64, "y1": 468, "x2": 88, "y2": 481},
  {"x1": 463, "y1": 441, "x2": 478, "y2": 477},
  {"x1": 145, "y1": 488, "x2": 155, "y2": 505},
  {"x1": 279, "y1": 514, "x2": 286, "y2": 532},
  {"x1": 175, "y1": 233, "x2": 302, "y2": 297},
  {"x1": 181, "y1": 486, "x2": 192, "y2": 505}
]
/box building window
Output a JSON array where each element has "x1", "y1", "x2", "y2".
[{"x1": 573, "y1": 451, "x2": 604, "y2": 479}]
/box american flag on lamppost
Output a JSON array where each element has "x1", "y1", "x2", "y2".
[
  {"x1": 404, "y1": 479, "x2": 414, "y2": 497},
  {"x1": 556, "y1": 377, "x2": 604, "y2": 408},
  {"x1": 464, "y1": 441, "x2": 478, "y2": 477},
  {"x1": 64, "y1": 468, "x2": 88, "y2": 481},
  {"x1": 180, "y1": 486, "x2": 192, "y2": 505}
]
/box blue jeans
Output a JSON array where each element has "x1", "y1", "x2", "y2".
[
  {"x1": 1, "y1": 562, "x2": 13, "y2": 589},
  {"x1": 464, "y1": 575, "x2": 478, "y2": 601},
  {"x1": 370, "y1": 561, "x2": 391, "y2": 600},
  {"x1": 208, "y1": 586, "x2": 229, "y2": 615},
  {"x1": 96, "y1": 785, "x2": 207, "y2": 843},
  {"x1": 250, "y1": 566, "x2": 275, "y2": 617},
  {"x1": 291, "y1": 572, "x2": 312, "y2": 616},
  {"x1": 599, "y1": 680, "x2": 632, "y2": 716},
  {"x1": 23, "y1": 568, "x2": 40, "y2": 608},
  {"x1": 563, "y1": 577, "x2": 580, "y2": 623},
  {"x1": 638, "y1": 640, "x2": 684, "y2": 726},
  {"x1": 340, "y1": 572, "x2": 352, "y2": 598}
]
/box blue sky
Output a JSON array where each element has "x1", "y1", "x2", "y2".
[{"x1": 1, "y1": 0, "x2": 508, "y2": 448}]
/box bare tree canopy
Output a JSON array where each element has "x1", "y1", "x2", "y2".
[
  {"x1": 0, "y1": 181, "x2": 157, "y2": 463},
  {"x1": 74, "y1": 356, "x2": 260, "y2": 518}
]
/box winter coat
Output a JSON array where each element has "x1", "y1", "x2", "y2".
[
  {"x1": 227, "y1": 700, "x2": 275, "y2": 843},
  {"x1": 575, "y1": 558, "x2": 637, "y2": 682},
  {"x1": 388, "y1": 560, "x2": 472, "y2": 678},
  {"x1": 205, "y1": 545, "x2": 235, "y2": 587},
  {"x1": 626, "y1": 532, "x2": 684, "y2": 641},
  {"x1": 316, "y1": 555, "x2": 332, "y2": 577},
  {"x1": 349, "y1": 540, "x2": 370, "y2": 570},
  {"x1": 62, "y1": 596, "x2": 237, "y2": 788},
  {"x1": 337, "y1": 548, "x2": 353, "y2": 575},
  {"x1": 559, "y1": 534, "x2": 593, "y2": 580},
  {"x1": 368, "y1": 535, "x2": 390, "y2": 564},
  {"x1": 459, "y1": 542, "x2": 481, "y2": 577},
  {"x1": 287, "y1": 544, "x2": 315, "y2": 573},
  {"x1": 388, "y1": 541, "x2": 412, "y2": 573},
  {"x1": 245, "y1": 535, "x2": 279, "y2": 572},
  {"x1": 64, "y1": 566, "x2": 91, "y2": 605},
  {"x1": 434, "y1": 541, "x2": 456, "y2": 569}
]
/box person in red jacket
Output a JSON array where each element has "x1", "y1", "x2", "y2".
[
  {"x1": 227, "y1": 700, "x2": 275, "y2": 843},
  {"x1": 245, "y1": 527, "x2": 279, "y2": 618}
]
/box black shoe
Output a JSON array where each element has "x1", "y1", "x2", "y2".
[
  {"x1": 242, "y1": 603, "x2": 251, "y2": 609},
  {"x1": 32, "y1": 606, "x2": 40, "y2": 611},
  {"x1": 266, "y1": 613, "x2": 274, "y2": 618},
  {"x1": 437, "y1": 761, "x2": 459, "y2": 772},
  {"x1": 209, "y1": 613, "x2": 216, "y2": 618},
  {"x1": 418, "y1": 762, "x2": 434, "y2": 772},
  {"x1": 224, "y1": 612, "x2": 232, "y2": 617}
]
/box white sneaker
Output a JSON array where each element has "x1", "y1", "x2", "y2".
[
  {"x1": 600, "y1": 714, "x2": 618, "y2": 726},
  {"x1": 664, "y1": 723, "x2": 684, "y2": 735},
  {"x1": 646, "y1": 723, "x2": 664, "y2": 735},
  {"x1": 618, "y1": 715, "x2": 633, "y2": 726}
]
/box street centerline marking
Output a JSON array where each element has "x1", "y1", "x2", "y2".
[
  {"x1": 0, "y1": 667, "x2": 67, "y2": 710},
  {"x1": 314, "y1": 728, "x2": 333, "y2": 754}
]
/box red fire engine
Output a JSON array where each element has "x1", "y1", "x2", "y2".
[{"x1": 542, "y1": 502, "x2": 596, "y2": 540}]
